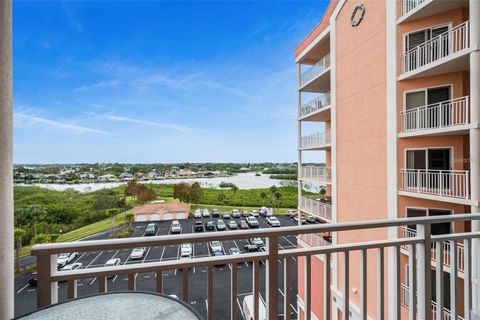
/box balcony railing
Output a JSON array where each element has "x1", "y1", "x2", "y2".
[
  {"x1": 300, "y1": 54, "x2": 330, "y2": 87},
  {"x1": 400, "y1": 169, "x2": 470, "y2": 199},
  {"x1": 300, "y1": 131, "x2": 331, "y2": 150},
  {"x1": 297, "y1": 233, "x2": 331, "y2": 247},
  {"x1": 400, "y1": 283, "x2": 464, "y2": 320},
  {"x1": 401, "y1": 227, "x2": 465, "y2": 273},
  {"x1": 300, "y1": 166, "x2": 331, "y2": 183},
  {"x1": 401, "y1": 21, "x2": 470, "y2": 74},
  {"x1": 299, "y1": 196, "x2": 332, "y2": 222},
  {"x1": 400, "y1": 0, "x2": 426, "y2": 17},
  {"x1": 400, "y1": 96, "x2": 470, "y2": 133},
  {"x1": 31, "y1": 214, "x2": 480, "y2": 320},
  {"x1": 300, "y1": 93, "x2": 331, "y2": 118}
]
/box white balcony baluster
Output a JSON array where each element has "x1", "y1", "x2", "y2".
[
  {"x1": 299, "y1": 196, "x2": 332, "y2": 222},
  {"x1": 400, "y1": 0, "x2": 426, "y2": 16},
  {"x1": 300, "y1": 54, "x2": 330, "y2": 86},
  {"x1": 401, "y1": 96, "x2": 470, "y2": 133},
  {"x1": 301, "y1": 131, "x2": 331, "y2": 150},
  {"x1": 300, "y1": 166, "x2": 331, "y2": 183},
  {"x1": 401, "y1": 21, "x2": 470, "y2": 74},
  {"x1": 301, "y1": 93, "x2": 331, "y2": 118},
  {"x1": 400, "y1": 169, "x2": 469, "y2": 199}
]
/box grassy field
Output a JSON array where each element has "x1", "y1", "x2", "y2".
[{"x1": 18, "y1": 210, "x2": 131, "y2": 259}]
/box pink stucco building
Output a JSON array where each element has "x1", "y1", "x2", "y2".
[{"x1": 295, "y1": 0, "x2": 480, "y2": 319}]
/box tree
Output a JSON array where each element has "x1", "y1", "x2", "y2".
[
  {"x1": 124, "y1": 180, "x2": 140, "y2": 198},
  {"x1": 31, "y1": 233, "x2": 51, "y2": 245},
  {"x1": 125, "y1": 212, "x2": 135, "y2": 228},
  {"x1": 269, "y1": 185, "x2": 278, "y2": 206},
  {"x1": 260, "y1": 191, "x2": 267, "y2": 204},
  {"x1": 217, "y1": 192, "x2": 226, "y2": 204},
  {"x1": 137, "y1": 185, "x2": 156, "y2": 204},
  {"x1": 25, "y1": 205, "x2": 47, "y2": 237},
  {"x1": 106, "y1": 208, "x2": 121, "y2": 238},
  {"x1": 173, "y1": 183, "x2": 191, "y2": 203},
  {"x1": 189, "y1": 182, "x2": 203, "y2": 206},
  {"x1": 14, "y1": 228, "x2": 26, "y2": 272},
  {"x1": 273, "y1": 191, "x2": 282, "y2": 214},
  {"x1": 231, "y1": 184, "x2": 239, "y2": 206}
]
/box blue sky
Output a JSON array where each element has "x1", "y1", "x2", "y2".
[{"x1": 13, "y1": 1, "x2": 328, "y2": 164}]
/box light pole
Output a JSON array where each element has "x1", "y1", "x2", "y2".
[{"x1": 0, "y1": 0, "x2": 14, "y2": 318}]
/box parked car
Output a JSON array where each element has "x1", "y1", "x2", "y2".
[
  {"x1": 57, "y1": 252, "x2": 78, "y2": 269},
  {"x1": 181, "y1": 243, "x2": 192, "y2": 257},
  {"x1": 212, "y1": 251, "x2": 225, "y2": 266},
  {"x1": 205, "y1": 221, "x2": 215, "y2": 231},
  {"x1": 194, "y1": 220, "x2": 204, "y2": 232},
  {"x1": 260, "y1": 206, "x2": 273, "y2": 217},
  {"x1": 194, "y1": 209, "x2": 202, "y2": 219},
  {"x1": 104, "y1": 258, "x2": 121, "y2": 278},
  {"x1": 251, "y1": 210, "x2": 259, "y2": 217},
  {"x1": 246, "y1": 216, "x2": 259, "y2": 228},
  {"x1": 130, "y1": 247, "x2": 146, "y2": 260},
  {"x1": 60, "y1": 262, "x2": 83, "y2": 272},
  {"x1": 287, "y1": 210, "x2": 298, "y2": 218},
  {"x1": 216, "y1": 220, "x2": 226, "y2": 231},
  {"x1": 249, "y1": 237, "x2": 264, "y2": 247},
  {"x1": 170, "y1": 220, "x2": 182, "y2": 234},
  {"x1": 231, "y1": 209, "x2": 241, "y2": 218},
  {"x1": 222, "y1": 214, "x2": 231, "y2": 219},
  {"x1": 306, "y1": 215, "x2": 316, "y2": 223},
  {"x1": 145, "y1": 223, "x2": 157, "y2": 236},
  {"x1": 238, "y1": 220, "x2": 249, "y2": 229},
  {"x1": 266, "y1": 216, "x2": 281, "y2": 227},
  {"x1": 228, "y1": 220, "x2": 238, "y2": 230},
  {"x1": 229, "y1": 247, "x2": 241, "y2": 255},
  {"x1": 212, "y1": 209, "x2": 220, "y2": 217},
  {"x1": 202, "y1": 209, "x2": 210, "y2": 218},
  {"x1": 209, "y1": 240, "x2": 223, "y2": 253},
  {"x1": 28, "y1": 272, "x2": 37, "y2": 286},
  {"x1": 294, "y1": 215, "x2": 306, "y2": 224},
  {"x1": 242, "y1": 210, "x2": 250, "y2": 217},
  {"x1": 243, "y1": 295, "x2": 267, "y2": 320},
  {"x1": 244, "y1": 244, "x2": 259, "y2": 252}
]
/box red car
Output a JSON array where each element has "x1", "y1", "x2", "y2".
[
  {"x1": 238, "y1": 220, "x2": 249, "y2": 229},
  {"x1": 288, "y1": 210, "x2": 298, "y2": 219}
]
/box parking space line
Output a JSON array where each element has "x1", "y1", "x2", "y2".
[
  {"x1": 16, "y1": 284, "x2": 29, "y2": 294},
  {"x1": 86, "y1": 251, "x2": 103, "y2": 268}
]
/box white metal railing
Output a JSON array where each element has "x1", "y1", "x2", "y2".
[
  {"x1": 400, "y1": 0, "x2": 426, "y2": 17},
  {"x1": 401, "y1": 21, "x2": 470, "y2": 74},
  {"x1": 401, "y1": 227, "x2": 465, "y2": 273},
  {"x1": 300, "y1": 166, "x2": 331, "y2": 183},
  {"x1": 301, "y1": 93, "x2": 331, "y2": 118},
  {"x1": 301, "y1": 131, "x2": 331, "y2": 150},
  {"x1": 299, "y1": 196, "x2": 332, "y2": 222},
  {"x1": 401, "y1": 284, "x2": 465, "y2": 320},
  {"x1": 400, "y1": 96, "x2": 470, "y2": 133},
  {"x1": 400, "y1": 169, "x2": 470, "y2": 199},
  {"x1": 298, "y1": 233, "x2": 331, "y2": 247},
  {"x1": 300, "y1": 54, "x2": 331, "y2": 86},
  {"x1": 31, "y1": 214, "x2": 480, "y2": 320}
]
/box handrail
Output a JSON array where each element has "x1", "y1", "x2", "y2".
[
  {"x1": 300, "y1": 53, "x2": 330, "y2": 86},
  {"x1": 301, "y1": 93, "x2": 331, "y2": 118}
]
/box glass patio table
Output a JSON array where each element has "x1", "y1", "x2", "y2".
[{"x1": 17, "y1": 292, "x2": 204, "y2": 320}]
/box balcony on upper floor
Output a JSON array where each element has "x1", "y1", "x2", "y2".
[
  {"x1": 298, "y1": 196, "x2": 332, "y2": 222},
  {"x1": 398, "y1": 0, "x2": 469, "y2": 24},
  {"x1": 399, "y1": 96, "x2": 471, "y2": 137},
  {"x1": 399, "y1": 21, "x2": 471, "y2": 80},
  {"x1": 300, "y1": 131, "x2": 331, "y2": 151},
  {"x1": 299, "y1": 166, "x2": 331, "y2": 184},
  {"x1": 399, "y1": 168, "x2": 472, "y2": 205},
  {"x1": 299, "y1": 93, "x2": 331, "y2": 122},
  {"x1": 299, "y1": 54, "x2": 331, "y2": 93}
]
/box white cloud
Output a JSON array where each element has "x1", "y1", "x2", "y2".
[
  {"x1": 15, "y1": 112, "x2": 112, "y2": 136},
  {"x1": 74, "y1": 79, "x2": 122, "y2": 92},
  {"x1": 98, "y1": 114, "x2": 198, "y2": 133}
]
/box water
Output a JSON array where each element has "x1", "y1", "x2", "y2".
[{"x1": 16, "y1": 172, "x2": 298, "y2": 193}]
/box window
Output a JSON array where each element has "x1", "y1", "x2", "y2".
[
  {"x1": 406, "y1": 148, "x2": 451, "y2": 170},
  {"x1": 404, "y1": 86, "x2": 452, "y2": 129},
  {"x1": 406, "y1": 207, "x2": 452, "y2": 235}
]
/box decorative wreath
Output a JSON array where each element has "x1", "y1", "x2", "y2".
[{"x1": 351, "y1": 4, "x2": 365, "y2": 27}]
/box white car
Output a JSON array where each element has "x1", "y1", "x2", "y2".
[
  {"x1": 202, "y1": 209, "x2": 210, "y2": 218},
  {"x1": 231, "y1": 209, "x2": 241, "y2": 218},
  {"x1": 171, "y1": 220, "x2": 182, "y2": 234},
  {"x1": 181, "y1": 243, "x2": 193, "y2": 257},
  {"x1": 194, "y1": 209, "x2": 202, "y2": 219},
  {"x1": 266, "y1": 216, "x2": 281, "y2": 227},
  {"x1": 60, "y1": 262, "x2": 82, "y2": 272},
  {"x1": 227, "y1": 220, "x2": 238, "y2": 229},
  {"x1": 251, "y1": 210, "x2": 259, "y2": 217},
  {"x1": 209, "y1": 240, "x2": 223, "y2": 253},
  {"x1": 57, "y1": 252, "x2": 78, "y2": 268},
  {"x1": 104, "y1": 258, "x2": 121, "y2": 278},
  {"x1": 246, "y1": 216, "x2": 259, "y2": 228},
  {"x1": 130, "y1": 247, "x2": 146, "y2": 260}
]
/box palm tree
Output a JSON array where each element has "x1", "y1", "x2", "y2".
[
  {"x1": 260, "y1": 191, "x2": 267, "y2": 205},
  {"x1": 125, "y1": 212, "x2": 135, "y2": 228},
  {"x1": 27, "y1": 205, "x2": 47, "y2": 237},
  {"x1": 14, "y1": 228, "x2": 26, "y2": 273},
  {"x1": 231, "y1": 185, "x2": 239, "y2": 206},
  {"x1": 269, "y1": 185, "x2": 278, "y2": 208}
]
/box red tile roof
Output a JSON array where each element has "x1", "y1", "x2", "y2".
[
  {"x1": 133, "y1": 203, "x2": 191, "y2": 215},
  {"x1": 294, "y1": 0, "x2": 339, "y2": 59}
]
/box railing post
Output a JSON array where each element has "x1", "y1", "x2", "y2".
[
  {"x1": 266, "y1": 236, "x2": 279, "y2": 320},
  {"x1": 36, "y1": 254, "x2": 58, "y2": 308},
  {"x1": 416, "y1": 223, "x2": 432, "y2": 320}
]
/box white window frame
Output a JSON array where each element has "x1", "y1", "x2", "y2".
[
  {"x1": 402, "y1": 84, "x2": 453, "y2": 112},
  {"x1": 402, "y1": 22, "x2": 452, "y2": 53},
  {"x1": 404, "y1": 146, "x2": 454, "y2": 171}
]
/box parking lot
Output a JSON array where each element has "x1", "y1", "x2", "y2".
[{"x1": 15, "y1": 212, "x2": 303, "y2": 319}]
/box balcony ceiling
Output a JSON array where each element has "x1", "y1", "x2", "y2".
[
  {"x1": 297, "y1": 34, "x2": 330, "y2": 65},
  {"x1": 300, "y1": 106, "x2": 331, "y2": 122},
  {"x1": 300, "y1": 69, "x2": 331, "y2": 93},
  {"x1": 398, "y1": 0, "x2": 469, "y2": 24}
]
